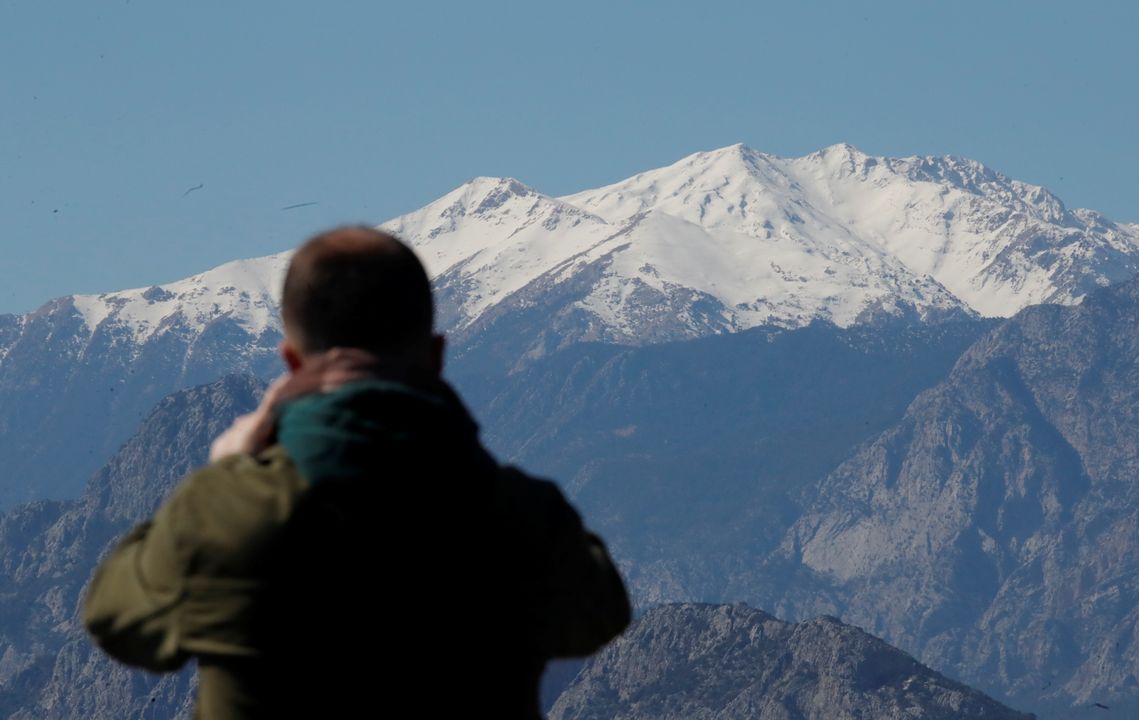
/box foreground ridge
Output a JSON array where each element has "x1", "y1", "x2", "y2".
[{"x1": 551, "y1": 603, "x2": 1034, "y2": 720}]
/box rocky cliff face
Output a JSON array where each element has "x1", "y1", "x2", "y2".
[
  {"x1": 0, "y1": 322, "x2": 1001, "y2": 719},
  {"x1": 550, "y1": 603, "x2": 1034, "y2": 720},
  {"x1": 467, "y1": 318, "x2": 992, "y2": 605},
  {"x1": 778, "y1": 276, "x2": 1139, "y2": 710},
  {"x1": 0, "y1": 297, "x2": 280, "y2": 508},
  {"x1": 0, "y1": 375, "x2": 262, "y2": 719},
  {"x1": 3, "y1": 301, "x2": 1136, "y2": 716}
]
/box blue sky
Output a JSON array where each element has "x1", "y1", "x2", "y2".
[{"x1": 1, "y1": 0, "x2": 1136, "y2": 314}]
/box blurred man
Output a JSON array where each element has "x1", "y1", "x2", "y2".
[{"x1": 85, "y1": 226, "x2": 631, "y2": 719}]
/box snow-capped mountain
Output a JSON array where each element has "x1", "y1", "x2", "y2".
[
  {"x1": 389, "y1": 143, "x2": 1139, "y2": 348},
  {"x1": 0, "y1": 258, "x2": 290, "y2": 509},
  {"x1": 387, "y1": 171, "x2": 965, "y2": 349},
  {"x1": 564, "y1": 144, "x2": 1139, "y2": 319},
  {"x1": 69, "y1": 255, "x2": 290, "y2": 348},
  {"x1": 21, "y1": 142, "x2": 1139, "y2": 357},
  {"x1": 5, "y1": 145, "x2": 1139, "y2": 717},
  {"x1": 1, "y1": 143, "x2": 1138, "y2": 506}
]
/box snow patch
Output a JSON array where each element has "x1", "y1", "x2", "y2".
[
  {"x1": 72, "y1": 253, "x2": 292, "y2": 343},
  {"x1": 46, "y1": 143, "x2": 1139, "y2": 351}
]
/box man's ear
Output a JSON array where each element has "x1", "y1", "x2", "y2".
[
  {"x1": 280, "y1": 339, "x2": 304, "y2": 373},
  {"x1": 429, "y1": 334, "x2": 446, "y2": 377}
]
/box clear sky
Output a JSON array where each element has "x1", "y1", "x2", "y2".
[{"x1": 1, "y1": 0, "x2": 1136, "y2": 314}]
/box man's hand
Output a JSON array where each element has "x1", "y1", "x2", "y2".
[
  {"x1": 208, "y1": 375, "x2": 291, "y2": 461},
  {"x1": 208, "y1": 348, "x2": 386, "y2": 461}
]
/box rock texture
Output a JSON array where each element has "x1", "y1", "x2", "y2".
[
  {"x1": 778, "y1": 275, "x2": 1139, "y2": 710},
  {"x1": 550, "y1": 603, "x2": 1034, "y2": 720},
  {"x1": 7, "y1": 143, "x2": 1139, "y2": 506},
  {"x1": 0, "y1": 375, "x2": 262, "y2": 719},
  {"x1": 0, "y1": 297, "x2": 281, "y2": 507},
  {"x1": 4, "y1": 142, "x2": 1139, "y2": 711},
  {"x1": 466, "y1": 318, "x2": 992, "y2": 605}
]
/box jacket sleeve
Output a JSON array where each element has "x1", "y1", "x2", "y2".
[
  {"x1": 503, "y1": 469, "x2": 632, "y2": 658},
  {"x1": 82, "y1": 487, "x2": 194, "y2": 672},
  {"x1": 83, "y1": 449, "x2": 304, "y2": 672}
]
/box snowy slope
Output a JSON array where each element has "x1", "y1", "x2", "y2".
[
  {"x1": 0, "y1": 256, "x2": 291, "y2": 507},
  {"x1": 380, "y1": 160, "x2": 971, "y2": 343},
  {"x1": 382, "y1": 177, "x2": 617, "y2": 328},
  {"x1": 1, "y1": 143, "x2": 1137, "y2": 505},
  {"x1": 21, "y1": 143, "x2": 1139, "y2": 352},
  {"x1": 69, "y1": 254, "x2": 292, "y2": 347},
  {"x1": 564, "y1": 143, "x2": 1139, "y2": 319}
]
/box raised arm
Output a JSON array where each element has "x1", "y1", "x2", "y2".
[
  {"x1": 499, "y1": 469, "x2": 632, "y2": 658},
  {"x1": 84, "y1": 450, "x2": 306, "y2": 672},
  {"x1": 83, "y1": 490, "x2": 193, "y2": 672}
]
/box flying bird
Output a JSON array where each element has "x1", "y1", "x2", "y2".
[
  {"x1": 281, "y1": 202, "x2": 319, "y2": 211},
  {"x1": 181, "y1": 183, "x2": 204, "y2": 198}
]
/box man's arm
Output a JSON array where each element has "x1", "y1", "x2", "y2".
[
  {"x1": 538, "y1": 523, "x2": 633, "y2": 658},
  {"x1": 501, "y1": 470, "x2": 632, "y2": 658},
  {"x1": 84, "y1": 450, "x2": 305, "y2": 671},
  {"x1": 83, "y1": 490, "x2": 193, "y2": 672}
]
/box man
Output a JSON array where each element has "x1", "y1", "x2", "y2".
[{"x1": 84, "y1": 226, "x2": 631, "y2": 719}]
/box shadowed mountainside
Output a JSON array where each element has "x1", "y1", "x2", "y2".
[
  {"x1": 775, "y1": 276, "x2": 1139, "y2": 712},
  {"x1": 550, "y1": 603, "x2": 1034, "y2": 720},
  {"x1": 461, "y1": 319, "x2": 994, "y2": 605},
  {"x1": 0, "y1": 375, "x2": 262, "y2": 719}
]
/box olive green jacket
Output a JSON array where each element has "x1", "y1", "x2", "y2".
[{"x1": 84, "y1": 379, "x2": 631, "y2": 719}]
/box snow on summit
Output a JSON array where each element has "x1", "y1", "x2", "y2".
[
  {"x1": 563, "y1": 143, "x2": 1139, "y2": 320},
  {"x1": 50, "y1": 144, "x2": 1139, "y2": 348},
  {"x1": 70, "y1": 253, "x2": 291, "y2": 345}
]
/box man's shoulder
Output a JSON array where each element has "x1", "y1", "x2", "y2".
[
  {"x1": 175, "y1": 446, "x2": 307, "y2": 519},
  {"x1": 184, "y1": 445, "x2": 306, "y2": 492},
  {"x1": 165, "y1": 446, "x2": 310, "y2": 572}
]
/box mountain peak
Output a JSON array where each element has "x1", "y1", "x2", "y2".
[
  {"x1": 381, "y1": 175, "x2": 555, "y2": 246},
  {"x1": 800, "y1": 142, "x2": 876, "y2": 177},
  {"x1": 898, "y1": 153, "x2": 1075, "y2": 222},
  {"x1": 816, "y1": 141, "x2": 870, "y2": 158},
  {"x1": 70, "y1": 253, "x2": 289, "y2": 343},
  {"x1": 700, "y1": 141, "x2": 758, "y2": 159},
  {"x1": 680, "y1": 142, "x2": 771, "y2": 175},
  {"x1": 558, "y1": 142, "x2": 791, "y2": 227},
  {"x1": 450, "y1": 176, "x2": 540, "y2": 211},
  {"x1": 552, "y1": 603, "x2": 1034, "y2": 720},
  {"x1": 463, "y1": 175, "x2": 534, "y2": 194},
  {"x1": 23, "y1": 141, "x2": 1139, "y2": 372}
]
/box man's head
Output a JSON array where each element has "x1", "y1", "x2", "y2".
[{"x1": 280, "y1": 225, "x2": 442, "y2": 376}]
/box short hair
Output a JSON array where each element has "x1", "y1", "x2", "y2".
[{"x1": 281, "y1": 226, "x2": 433, "y2": 356}]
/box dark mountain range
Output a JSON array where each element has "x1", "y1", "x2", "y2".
[
  {"x1": 0, "y1": 317, "x2": 992, "y2": 718},
  {"x1": 550, "y1": 603, "x2": 1034, "y2": 720},
  {"x1": 0, "y1": 375, "x2": 262, "y2": 719},
  {"x1": 0, "y1": 300, "x2": 280, "y2": 509},
  {"x1": 463, "y1": 318, "x2": 993, "y2": 604},
  {"x1": 775, "y1": 276, "x2": 1139, "y2": 713},
  {"x1": 0, "y1": 364, "x2": 1038, "y2": 718},
  {"x1": 3, "y1": 286, "x2": 1138, "y2": 717}
]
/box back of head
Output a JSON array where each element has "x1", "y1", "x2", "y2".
[{"x1": 281, "y1": 226, "x2": 433, "y2": 357}]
